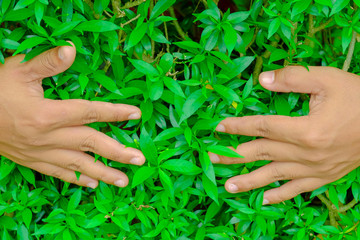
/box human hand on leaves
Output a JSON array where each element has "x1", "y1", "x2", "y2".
[
  {"x1": 0, "y1": 44, "x2": 145, "y2": 189},
  {"x1": 209, "y1": 66, "x2": 360, "y2": 204}
]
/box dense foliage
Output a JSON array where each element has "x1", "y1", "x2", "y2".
[{"x1": 1, "y1": 0, "x2": 360, "y2": 239}]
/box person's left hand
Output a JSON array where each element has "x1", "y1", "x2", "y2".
[{"x1": 208, "y1": 66, "x2": 360, "y2": 205}]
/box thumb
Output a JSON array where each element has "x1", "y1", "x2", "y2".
[
  {"x1": 26, "y1": 42, "x2": 76, "y2": 81},
  {"x1": 259, "y1": 66, "x2": 325, "y2": 94}
]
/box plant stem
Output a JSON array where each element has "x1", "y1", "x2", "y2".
[
  {"x1": 339, "y1": 198, "x2": 358, "y2": 213},
  {"x1": 163, "y1": 18, "x2": 170, "y2": 53},
  {"x1": 317, "y1": 193, "x2": 338, "y2": 227},
  {"x1": 120, "y1": 0, "x2": 146, "y2": 9},
  {"x1": 342, "y1": 30, "x2": 357, "y2": 72},
  {"x1": 253, "y1": 38, "x2": 279, "y2": 84},
  {"x1": 150, "y1": 0, "x2": 155, "y2": 58},
  {"x1": 169, "y1": 7, "x2": 186, "y2": 40}
]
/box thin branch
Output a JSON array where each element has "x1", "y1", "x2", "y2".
[
  {"x1": 121, "y1": 14, "x2": 141, "y2": 27},
  {"x1": 339, "y1": 198, "x2": 358, "y2": 213},
  {"x1": 120, "y1": 0, "x2": 146, "y2": 9},
  {"x1": 95, "y1": 60, "x2": 112, "y2": 97},
  {"x1": 169, "y1": 7, "x2": 186, "y2": 40},
  {"x1": 84, "y1": 0, "x2": 102, "y2": 20},
  {"x1": 342, "y1": 30, "x2": 357, "y2": 72},
  {"x1": 313, "y1": 17, "x2": 333, "y2": 33},
  {"x1": 317, "y1": 193, "x2": 338, "y2": 227},
  {"x1": 150, "y1": 0, "x2": 155, "y2": 58},
  {"x1": 163, "y1": 17, "x2": 170, "y2": 53},
  {"x1": 253, "y1": 38, "x2": 279, "y2": 84}
]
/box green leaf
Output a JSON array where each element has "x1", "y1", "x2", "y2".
[
  {"x1": 4, "y1": 8, "x2": 34, "y2": 21},
  {"x1": 93, "y1": 71, "x2": 120, "y2": 94},
  {"x1": 154, "y1": 128, "x2": 184, "y2": 142},
  {"x1": 330, "y1": 0, "x2": 350, "y2": 16},
  {"x1": 1, "y1": 39, "x2": 20, "y2": 50},
  {"x1": 328, "y1": 185, "x2": 339, "y2": 209},
  {"x1": 159, "y1": 169, "x2": 173, "y2": 193},
  {"x1": 132, "y1": 167, "x2": 156, "y2": 188},
  {"x1": 126, "y1": 21, "x2": 147, "y2": 50},
  {"x1": 268, "y1": 17, "x2": 281, "y2": 38},
  {"x1": 315, "y1": 0, "x2": 332, "y2": 7},
  {"x1": 150, "y1": 0, "x2": 176, "y2": 20},
  {"x1": 14, "y1": 36, "x2": 47, "y2": 55},
  {"x1": 180, "y1": 89, "x2": 207, "y2": 123},
  {"x1": 269, "y1": 49, "x2": 289, "y2": 64},
  {"x1": 213, "y1": 84, "x2": 240, "y2": 103},
  {"x1": 202, "y1": 173, "x2": 218, "y2": 203},
  {"x1": 76, "y1": 20, "x2": 120, "y2": 32},
  {"x1": 67, "y1": 188, "x2": 82, "y2": 211},
  {"x1": 242, "y1": 76, "x2": 253, "y2": 99},
  {"x1": 207, "y1": 145, "x2": 243, "y2": 158},
  {"x1": 51, "y1": 21, "x2": 81, "y2": 36},
  {"x1": 128, "y1": 58, "x2": 159, "y2": 76},
  {"x1": 18, "y1": 165, "x2": 35, "y2": 185},
  {"x1": 163, "y1": 77, "x2": 185, "y2": 98},
  {"x1": 150, "y1": 28, "x2": 171, "y2": 44},
  {"x1": 140, "y1": 127, "x2": 158, "y2": 164},
  {"x1": 291, "y1": 0, "x2": 312, "y2": 18},
  {"x1": 227, "y1": 11, "x2": 250, "y2": 23},
  {"x1": 161, "y1": 159, "x2": 202, "y2": 175},
  {"x1": 274, "y1": 95, "x2": 291, "y2": 116},
  {"x1": 22, "y1": 208, "x2": 32, "y2": 229},
  {"x1": 112, "y1": 216, "x2": 130, "y2": 232},
  {"x1": 220, "y1": 56, "x2": 255, "y2": 79}
]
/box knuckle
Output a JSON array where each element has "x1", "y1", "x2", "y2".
[
  {"x1": 280, "y1": 66, "x2": 297, "y2": 85},
  {"x1": 255, "y1": 116, "x2": 270, "y2": 137},
  {"x1": 301, "y1": 129, "x2": 331, "y2": 149},
  {"x1": 271, "y1": 167, "x2": 286, "y2": 182},
  {"x1": 83, "y1": 102, "x2": 100, "y2": 124},
  {"x1": 39, "y1": 51, "x2": 58, "y2": 76},
  {"x1": 79, "y1": 134, "x2": 97, "y2": 152},
  {"x1": 66, "y1": 161, "x2": 82, "y2": 171},
  {"x1": 50, "y1": 169, "x2": 62, "y2": 179},
  {"x1": 255, "y1": 142, "x2": 272, "y2": 161}
]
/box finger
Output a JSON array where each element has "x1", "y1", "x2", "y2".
[
  {"x1": 216, "y1": 115, "x2": 308, "y2": 144},
  {"x1": 262, "y1": 178, "x2": 328, "y2": 205},
  {"x1": 24, "y1": 41, "x2": 76, "y2": 81},
  {"x1": 40, "y1": 149, "x2": 129, "y2": 187},
  {"x1": 51, "y1": 126, "x2": 145, "y2": 165},
  {"x1": 28, "y1": 162, "x2": 98, "y2": 188},
  {"x1": 47, "y1": 99, "x2": 141, "y2": 126},
  {"x1": 225, "y1": 162, "x2": 313, "y2": 193},
  {"x1": 259, "y1": 66, "x2": 332, "y2": 94},
  {"x1": 208, "y1": 139, "x2": 301, "y2": 164}
]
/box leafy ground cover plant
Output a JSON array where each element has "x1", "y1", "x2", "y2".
[{"x1": 0, "y1": 0, "x2": 360, "y2": 239}]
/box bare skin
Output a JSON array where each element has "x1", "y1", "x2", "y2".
[
  {"x1": 0, "y1": 44, "x2": 145, "y2": 189},
  {"x1": 209, "y1": 66, "x2": 360, "y2": 204}
]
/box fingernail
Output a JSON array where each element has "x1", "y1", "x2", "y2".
[
  {"x1": 87, "y1": 182, "x2": 97, "y2": 189},
  {"x1": 263, "y1": 199, "x2": 270, "y2": 205},
  {"x1": 130, "y1": 157, "x2": 143, "y2": 165},
  {"x1": 209, "y1": 153, "x2": 220, "y2": 163},
  {"x1": 228, "y1": 183, "x2": 238, "y2": 193},
  {"x1": 128, "y1": 112, "x2": 141, "y2": 120},
  {"x1": 216, "y1": 124, "x2": 225, "y2": 132},
  {"x1": 260, "y1": 71, "x2": 275, "y2": 84},
  {"x1": 58, "y1": 46, "x2": 66, "y2": 60},
  {"x1": 114, "y1": 179, "x2": 126, "y2": 187}
]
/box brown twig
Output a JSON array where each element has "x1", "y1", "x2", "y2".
[
  {"x1": 317, "y1": 193, "x2": 338, "y2": 227},
  {"x1": 339, "y1": 198, "x2": 358, "y2": 213},
  {"x1": 120, "y1": 0, "x2": 146, "y2": 9},
  {"x1": 169, "y1": 6, "x2": 187, "y2": 40},
  {"x1": 342, "y1": 30, "x2": 357, "y2": 72}
]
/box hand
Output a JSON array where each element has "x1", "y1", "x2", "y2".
[
  {"x1": 209, "y1": 66, "x2": 360, "y2": 204},
  {"x1": 0, "y1": 43, "x2": 145, "y2": 189}
]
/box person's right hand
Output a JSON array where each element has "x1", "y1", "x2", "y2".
[{"x1": 0, "y1": 43, "x2": 145, "y2": 189}]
